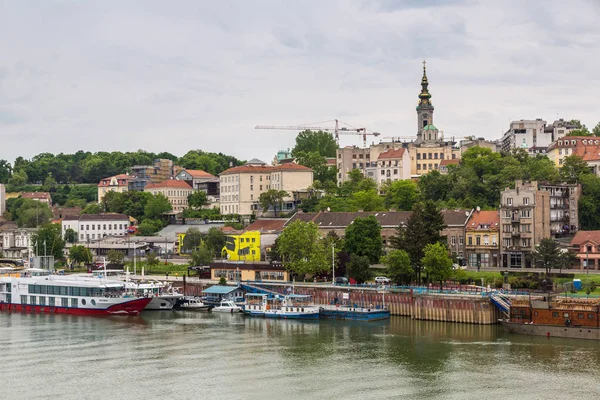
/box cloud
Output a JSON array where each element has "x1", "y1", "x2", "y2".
[{"x1": 0, "y1": 0, "x2": 599, "y2": 167}]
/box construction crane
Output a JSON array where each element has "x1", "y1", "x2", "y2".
[{"x1": 255, "y1": 119, "x2": 381, "y2": 148}]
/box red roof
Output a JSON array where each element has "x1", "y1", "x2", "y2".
[
  {"x1": 571, "y1": 231, "x2": 600, "y2": 246},
  {"x1": 440, "y1": 159, "x2": 460, "y2": 167},
  {"x1": 466, "y1": 210, "x2": 499, "y2": 232},
  {"x1": 378, "y1": 148, "x2": 406, "y2": 160},
  {"x1": 184, "y1": 169, "x2": 216, "y2": 179},
  {"x1": 97, "y1": 174, "x2": 134, "y2": 187},
  {"x1": 21, "y1": 192, "x2": 52, "y2": 200},
  {"x1": 244, "y1": 219, "x2": 288, "y2": 232},
  {"x1": 145, "y1": 180, "x2": 192, "y2": 189},
  {"x1": 574, "y1": 144, "x2": 600, "y2": 162},
  {"x1": 220, "y1": 162, "x2": 311, "y2": 175}
]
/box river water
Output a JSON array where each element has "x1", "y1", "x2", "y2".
[{"x1": 2, "y1": 311, "x2": 600, "y2": 400}]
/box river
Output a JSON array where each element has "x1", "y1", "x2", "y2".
[{"x1": 2, "y1": 311, "x2": 599, "y2": 399}]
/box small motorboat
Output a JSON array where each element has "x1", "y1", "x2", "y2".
[
  {"x1": 179, "y1": 298, "x2": 212, "y2": 311},
  {"x1": 212, "y1": 299, "x2": 243, "y2": 313}
]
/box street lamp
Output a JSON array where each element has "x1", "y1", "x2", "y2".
[
  {"x1": 586, "y1": 245, "x2": 589, "y2": 275},
  {"x1": 331, "y1": 243, "x2": 335, "y2": 285}
]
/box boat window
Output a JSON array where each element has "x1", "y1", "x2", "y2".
[
  {"x1": 49, "y1": 297, "x2": 55, "y2": 307},
  {"x1": 71, "y1": 298, "x2": 78, "y2": 308},
  {"x1": 552, "y1": 312, "x2": 559, "y2": 317},
  {"x1": 82, "y1": 299, "x2": 87, "y2": 305},
  {"x1": 589, "y1": 313, "x2": 595, "y2": 320},
  {"x1": 61, "y1": 298, "x2": 69, "y2": 307},
  {"x1": 563, "y1": 313, "x2": 569, "y2": 318},
  {"x1": 534, "y1": 311, "x2": 538, "y2": 316},
  {"x1": 578, "y1": 313, "x2": 584, "y2": 319},
  {"x1": 520, "y1": 309, "x2": 526, "y2": 315},
  {"x1": 91, "y1": 299, "x2": 96, "y2": 306},
  {"x1": 30, "y1": 296, "x2": 36, "y2": 305}
]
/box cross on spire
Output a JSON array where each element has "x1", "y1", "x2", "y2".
[{"x1": 422, "y1": 59, "x2": 426, "y2": 70}]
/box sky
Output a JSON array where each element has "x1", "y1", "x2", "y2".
[{"x1": 1, "y1": 0, "x2": 599, "y2": 165}]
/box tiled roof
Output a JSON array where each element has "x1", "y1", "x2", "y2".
[
  {"x1": 145, "y1": 180, "x2": 193, "y2": 189},
  {"x1": 21, "y1": 192, "x2": 52, "y2": 200},
  {"x1": 440, "y1": 159, "x2": 460, "y2": 167},
  {"x1": 97, "y1": 174, "x2": 134, "y2": 187},
  {"x1": 183, "y1": 169, "x2": 216, "y2": 179},
  {"x1": 220, "y1": 162, "x2": 312, "y2": 175},
  {"x1": 378, "y1": 148, "x2": 406, "y2": 160},
  {"x1": 245, "y1": 218, "x2": 288, "y2": 232},
  {"x1": 466, "y1": 210, "x2": 500, "y2": 231},
  {"x1": 286, "y1": 211, "x2": 411, "y2": 228},
  {"x1": 571, "y1": 231, "x2": 600, "y2": 246},
  {"x1": 441, "y1": 209, "x2": 472, "y2": 226},
  {"x1": 79, "y1": 213, "x2": 130, "y2": 221},
  {"x1": 548, "y1": 137, "x2": 600, "y2": 151},
  {"x1": 574, "y1": 144, "x2": 600, "y2": 162}
]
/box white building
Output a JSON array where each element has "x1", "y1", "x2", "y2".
[
  {"x1": 376, "y1": 148, "x2": 411, "y2": 189},
  {"x1": 501, "y1": 119, "x2": 552, "y2": 152},
  {"x1": 1, "y1": 228, "x2": 36, "y2": 259},
  {"x1": 62, "y1": 214, "x2": 130, "y2": 242}
]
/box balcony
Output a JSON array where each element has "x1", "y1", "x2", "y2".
[{"x1": 511, "y1": 231, "x2": 521, "y2": 237}]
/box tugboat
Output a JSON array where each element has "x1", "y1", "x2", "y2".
[{"x1": 499, "y1": 293, "x2": 600, "y2": 340}]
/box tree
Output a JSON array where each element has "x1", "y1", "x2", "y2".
[
  {"x1": 382, "y1": 249, "x2": 413, "y2": 285},
  {"x1": 560, "y1": 155, "x2": 592, "y2": 183},
  {"x1": 191, "y1": 242, "x2": 213, "y2": 266},
  {"x1": 107, "y1": 249, "x2": 125, "y2": 266},
  {"x1": 69, "y1": 245, "x2": 92, "y2": 266},
  {"x1": 593, "y1": 122, "x2": 600, "y2": 137},
  {"x1": 565, "y1": 120, "x2": 591, "y2": 136},
  {"x1": 147, "y1": 252, "x2": 160, "y2": 267},
  {"x1": 144, "y1": 193, "x2": 172, "y2": 219},
  {"x1": 182, "y1": 228, "x2": 203, "y2": 253},
  {"x1": 137, "y1": 219, "x2": 162, "y2": 235},
  {"x1": 343, "y1": 216, "x2": 382, "y2": 263},
  {"x1": 81, "y1": 203, "x2": 101, "y2": 214},
  {"x1": 188, "y1": 190, "x2": 208, "y2": 209},
  {"x1": 7, "y1": 169, "x2": 27, "y2": 188},
  {"x1": 276, "y1": 220, "x2": 329, "y2": 277},
  {"x1": 421, "y1": 242, "x2": 453, "y2": 289},
  {"x1": 294, "y1": 151, "x2": 337, "y2": 187},
  {"x1": 391, "y1": 201, "x2": 445, "y2": 282},
  {"x1": 339, "y1": 169, "x2": 377, "y2": 196},
  {"x1": 41, "y1": 173, "x2": 57, "y2": 192},
  {"x1": 350, "y1": 190, "x2": 385, "y2": 212},
  {"x1": 32, "y1": 223, "x2": 65, "y2": 260},
  {"x1": 258, "y1": 189, "x2": 288, "y2": 217},
  {"x1": 558, "y1": 251, "x2": 578, "y2": 273},
  {"x1": 0, "y1": 159, "x2": 11, "y2": 184},
  {"x1": 531, "y1": 238, "x2": 562, "y2": 275},
  {"x1": 64, "y1": 228, "x2": 78, "y2": 243},
  {"x1": 579, "y1": 174, "x2": 600, "y2": 230},
  {"x1": 14, "y1": 200, "x2": 53, "y2": 228},
  {"x1": 418, "y1": 170, "x2": 452, "y2": 202},
  {"x1": 291, "y1": 130, "x2": 337, "y2": 158},
  {"x1": 347, "y1": 254, "x2": 371, "y2": 284},
  {"x1": 204, "y1": 227, "x2": 226, "y2": 257},
  {"x1": 384, "y1": 180, "x2": 420, "y2": 210}
]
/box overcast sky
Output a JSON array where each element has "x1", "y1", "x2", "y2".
[{"x1": 1, "y1": 0, "x2": 599, "y2": 165}]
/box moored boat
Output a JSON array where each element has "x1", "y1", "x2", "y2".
[
  {"x1": 243, "y1": 293, "x2": 268, "y2": 317},
  {"x1": 179, "y1": 298, "x2": 212, "y2": 312},
  {"x1": 0, "y1": 274, "x2": 151, "y2": 316},
  {"x1": 263, "y1": 294, "x2": 320, "y2": 320},
  {"x1": 212, "y1": 299, "x2": 243, "y2": 313},
  {"x1": 500, "y1": 293, "x2": 600, "y2": 340}
]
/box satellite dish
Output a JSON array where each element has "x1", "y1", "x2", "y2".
[{"x1": 476, "y1": 206, "x2": 481, "y2": 212}]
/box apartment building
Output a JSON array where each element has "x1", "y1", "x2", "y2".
[
  {"x1": 570, "y1": 231, "x2": 600, "y2": 271},
  {"x1": 219, "y1": 160, "x2": 313, "y2": 217},
  {"x1": 376, "y1": 148, "x2": 411, "y2": 188},
  {"x1": 175, "y1": 169, "x2": 220, "y2": 201},
  {"x1": 465, "y1": 210, "x2": 500, "y2": 269},
  {"x1": 547, "y1": 136, "x2": 600, "y2": 175},
  {"x1": 130, "y1": 158, "x2": 182, "y2": 191},
  {"x1": 441, "y1": 209, "x2": 473, "y2": 262},
  {"x1": 62, "y1": 213, "x2": 130, "y2": 242},
  {"x1": 1, "y1": 228, "x2": 36, "y2": 259},
  {"x1": 545, "y1": 119, "x2": 578, "y2": 142},
  {"x1": 0, "y1": 183, "x2": 5, "y2": 217},
  {"x1": 499, "y1": 181, "x2": 550, "y2": 268},
  {"x1": 97, "y1": 174, "x2": 135, "y2": 203},
  {"x1": 501, "y1": 119, "x2": 550, "y2": 152},
  {"x1": 538, "y1": 183, "x2": 580, "y2": 237},
  {"x1": 144, "y1": 179, "x2": 193, "y2": 212}
]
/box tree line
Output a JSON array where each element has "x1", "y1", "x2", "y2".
[{"x1": 0, "y1": 149, "x2": 244, "y2": 187}]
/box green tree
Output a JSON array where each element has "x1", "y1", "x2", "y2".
[
  {"x1": 593, "y1": 122, "x2": 600, "y2": 137},
  {"x1": 339, "y1": 169, "x2": 377, "y2": 196},
  {"x1": 32, "y1": 223, "x2": 65, "y2": 260},
  {"x1": 382, "y1": 249, "x2": 413, "y2": 285},
  {"x1": 137, "y1": 219, "x2": 162, "y2": 235},
  {"x1": 41, "y1": 173, "x2": 57, "y2": 192},
  {"x1": 107, "y1": 249, "x2": 125, "y2": 265},
  {"x1": 14, "y1": 199, "x2": 53, "y2": 228},
  {"x1": 531, "y1": 238, "x2": 562, "y2": 275},
  {"x1": 560, "y1": 155, "x2": 592, "y2": 183},
  {"x1": 81, "y1": 203, "x2": 101, "y2": 214},
  {"x1": 8, "y1": 169, "x2": 28, "y2": 188},
  {"x1": 418, "y1": 170, "x2": 452, "y2": 202},
  {"x1": 0, "y1": 159, "x2": 11, "y2": 184},
  {"x1": 391, "y1": 201, "x2": 445, "y2": 282},
  {"x1": 558, "y1": 251, "x2": 578, "y2": 273},
  {"x1": 258, "y1": 189, "x2": 288, "y2": 217},
  {"x1": 350, "y1": 190, "x2": 385, "y2": 212},
  {"x1": 188, "y1": 190, "x2": 208, "y2": 209},
  {"x1": 343, "y1": 216, "x2": 382, "y2": 263},
  {"x1": 144, "y1": 193, "x2": 172, "y2": 219},
  {"x1": 291, "y1": 130, "x2": 337, "y2": 158},
  {"x1": 565, "y1": 120, "x2": 591, "y2": 136},
  {"x1": 276, "y1": 220, "x2": 329, "y2": 277},
  {"x1": 191, "y1": 242, "x2": 213, "y2": 266},
  {"x1": 204, "y1": 227, "x2": 226, "y2": 257},
  {"x1": 347, "y1": 254, "x2": 371, "y2": 284},
  {"x1": 421, "y1": 242, "x2": 453, "y2": 289},
  {"x1": 579, "y1": 174, "x2": 600, "y2": 230},
  {"x1": 294, "y1": 151, "x2": 337, "y2": 186},
  {"x1": 64, "y1": 228, "x2": 78, "y2": 243},
  {"x1": 147, "y1": 252, "x2": 160, "y2": 267},
  {"x1": 384, "y1": 180, "x2": 420, "y2": 210},
  {"x1": 69, "y1": 245, "x2": 92, "y2": 266},
  {"x1": 182, "y1": 227, "x2": 203, "y2": 253}
]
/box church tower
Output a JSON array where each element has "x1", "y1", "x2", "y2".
[{"x1": 416, "y1": 60, "x2": 435, "y2": 142}]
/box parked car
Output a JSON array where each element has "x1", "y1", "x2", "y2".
[
  {"x1": 375, "y1": 276, "x2": 391, "y2": 284},
  {"x1": 334, "y1": 277, "x2": 349, "y2": 285}
]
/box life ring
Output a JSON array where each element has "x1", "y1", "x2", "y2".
[{"x1": 369, "y1": 303, "x2": 373, "y2": 308}]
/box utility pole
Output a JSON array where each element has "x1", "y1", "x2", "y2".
[{"x1": 332, "y1": 243, "x2": 335, "y2": 285}]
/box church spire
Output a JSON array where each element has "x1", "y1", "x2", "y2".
[{"x1": 417, "y1": 60, "x2": 432, "y2": 108}]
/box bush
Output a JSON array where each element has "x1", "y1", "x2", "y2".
[{"x1": 219, "y1": 276, "x2": 227, "y2": 285}]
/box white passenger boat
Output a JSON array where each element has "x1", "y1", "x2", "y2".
[
  {"x1": 243, "y1": 293, "x2": 268, "y2": 316},
  {"x1": 179, "y1": 298, "x2": 211, "y2": 311},
  {"x1": 0, "y1": 272, "x2": 151, "y2": 316},
  {"x1": 264, "y1": 295, "x2": 320, "y2": 319},
  {"x1": 212, "y1": 299, "x2": 243, "y2": 313}
]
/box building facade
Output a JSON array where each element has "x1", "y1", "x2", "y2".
[
  {"x1": 144, "y1": 179, "x2": 193, "y2": 212},
  {"x1": 377, "y1": 148, "x2": 411, "y2": 188},
  {"x1": 1, "y1": 228, "x2": 36, "y2": 259},
  {"x1": 97, "y1": 174, "x2": 134, "y2": 203},
  {"x1": 499, "y1": 181, "x2": 550, "y2": 268},
  {"x1": 501, "y1": 119, "x2": 550, "y2": 152},
  {"x1": 441, "y1": 209, "x2": 473, "y2": 262},
  {"x1": 538, "y1": 183, "x2": 580, "y2": 237},
  {"x1": 21, "y1": 192, "x2": 52, "y2": 205},
  {"x1": 62, "y1": 213, "x2": 130, "y2": 242},
  {"x1": 219, "y1": 160, "x2": 313, "y2": 216},
  {"x1": 0, "y1": 183, "x2": 5, "y2": 217},
  {"x1": 570, "y1": 231, "x2": 600, "y2": 271},
  {"x1": 465, "y1": 210, "x2": 500, "y2": 269}
]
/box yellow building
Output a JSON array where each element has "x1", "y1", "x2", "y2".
[
  {"x1": 221, "y1": 231, "x2": 261, "y2": 261},
  {"x1": 97, "y1": 174, "x2": 134, "y2": 203},
  {"x1": 465, "y1": 210, "x2": 500, "y2": 268}
]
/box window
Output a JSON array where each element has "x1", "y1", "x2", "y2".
[
  {"x1": 434, "y1": 153, "x2": 438, "y2": 159},
  {"x1": 523, "y1": 197, "x2": 529, "y2": 205},
  {"x1": 428, "y1": 153, "x2": 432, "y2": 159},
  {"x1": 417, "y1": 164, "x2": 421, "y2": 170},
  {"x1": 552, "y1": 312, "x2": 559, "y2": 318},
  {"x1": 260, "y1": 185, "x2": 263, "y2": 190},
  {"x1": 563, "y1": 313, "x2": 569, "y2": 318},
  {"x1": 61, "y1": 298, "x2": 69, "y2": 307},
  {"x1": 49, "y1": 297, "x2": 55, "y2": 307},
  {"x1": 484, "y1": 235, "x2": 489, "y2": 245},
  {"x1": 476, "y1": 236, "x2": 481, "y2": 245},
  {"x1": 250, "y1": 185, "x2": 253, "y2": 190},
  {"x1": 506, "y1": 197, "x2": 513, "y2": 206},
  {"x1": 578, "y1": 313, "x2": 584, "y2": 319},
  {"x1": 250, "y1": 194, "x2": 253, "y2": 200},
  {"x1": 468, "y1": 236, "x2": 472, "y2": 245},
  {"x1": 71, "y1": 298, "x2": 78, "y2": 308},
  {"x1": 521, "y1": 210, "x2": 530, "y2": 218},
  {"x1": 459, "y1": 236, "x2": 464, "y2": 245},
  {"x1": 589, "y1": 313, "x2": 595, "y2": 320},
  {"x1": 451, "y1": 236, "x2": 456, "y2": 246},
  {"x1": 250, "y1": 176, "x2": 254, "y2": 183},
  {"x1": 417, "y1": 153, "x2": 421, "y2": 160},
  {"x1": 393, "y1": 169, "x2": 398, "y2": 175},
  {"x1": 30, "y1": 296, "x2": 36, "y2": 305}
]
